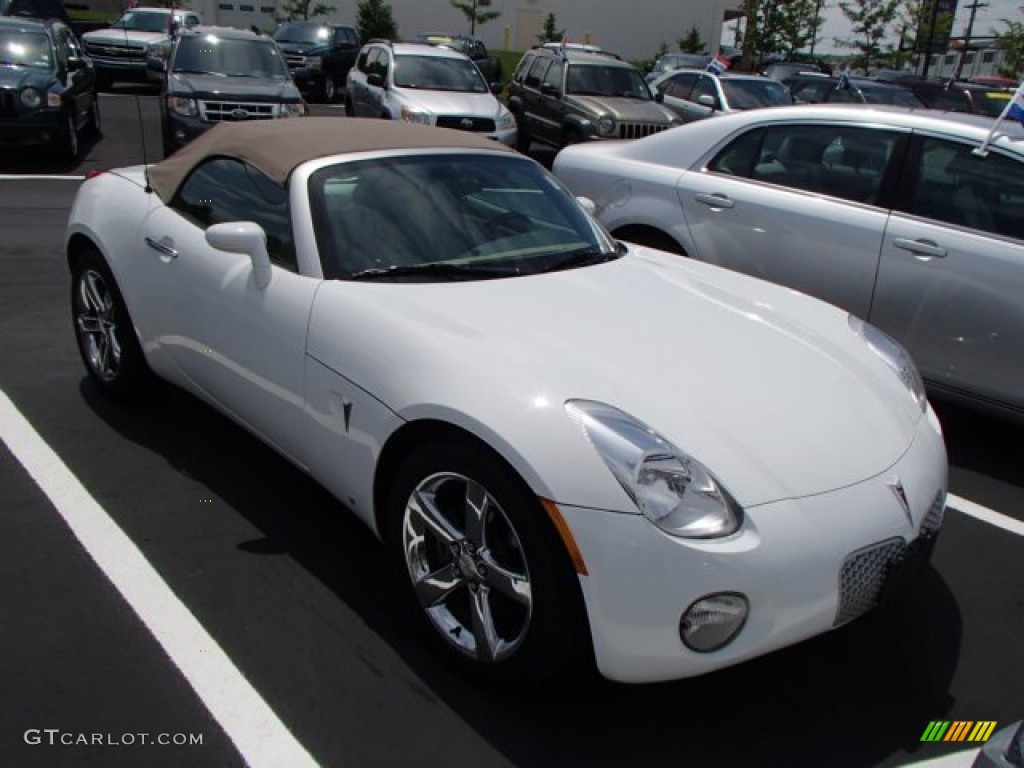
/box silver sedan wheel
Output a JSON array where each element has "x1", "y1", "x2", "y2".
[
  {"x1": 401, "y1": 471, "x2": 533, "y2": 663},
  {"x1": 74, "y1": 268, "x2": 121, "y2": 382}
]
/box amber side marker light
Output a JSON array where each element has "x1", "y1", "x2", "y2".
[{"x1": 540, "y1": 497, "x2": 588, "y2": 575}]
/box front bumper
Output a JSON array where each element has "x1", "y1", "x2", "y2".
[
  {"x1": 289, "y1": 67, "x2": 324, "y2": 92},
  {"x1": 0, "y1": 109, "x2": 63, "y2": 147},
  {"x1": 557, "y1": 406, "x2": 947, "y2": 683}
]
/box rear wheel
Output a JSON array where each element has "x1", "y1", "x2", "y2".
[
  {"x1": 614, "y1": 227, "x2": 686, "y2": 255},
  {"x1": 71, "y1": 249, "x2": 152, "y2": 400},
  {"x1": 387, "y1": 440, "x2": 586, "y2": 685}
]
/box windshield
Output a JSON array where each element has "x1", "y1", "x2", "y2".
[
  {"x1": 0, "y1": 30, "x2": 51, "y2": 69},
  {"x1": 721, "y1": 79, "x2": 793, "y2": 109},
  {"x1": 978, "y1": 90, "x2": 1012, "y2": 117},
  {"x1": 393, "y1": 54, "x2": 487, "y2": 92},
  {"x1": 272, "y1": 23, "x2": 328, "y2": 45},
  {"x1": 566, "y1": 64, "x2": 651, "y2": 99},
  {"x1": 173, "y1": 35, "x2": 288, "y2": 78},
  {"x1": 112, "y1": 10, "x2": 173, "y2": 32},
  {"x1": 861, "y1": 84, "x2": 924, "y2": 107},
  {"x1": 309, "y1": 154, "x2": 619, "y2": 281}
]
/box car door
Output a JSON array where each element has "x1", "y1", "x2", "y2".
[
  {"x1": 870, "y1": 133, "x2": 1024, "y2": 409},
  {"x1": 679, "y1": 122, "x2": 907, "y2": 318},
  {"x1": 56, "y1": 27, "x2": 92, "y2": 128},
  {"x1": 522, "y1": 55, "x2": 557, "y2": 145},
  {"x1": 142, "y1": 157, "x2": 319, "y2": 467},
  {"x1": 655, "y1": 71, "x2": 705, "y2": 122},
  {"x1": 348, "y1": 46, "x2": 372, "y2": 115}
]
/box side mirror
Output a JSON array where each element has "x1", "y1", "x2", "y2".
[
  {"x1": 367, "y1": 72, "x2": 385, "y2": 88},
  {"x1": 576, "y1": 196, "x2": 597, "y2": 215},
  {"x1": 147, "y1": 56, "x2": 165, "y2": 72},
  {"x1": 540, "y1": 81, "x2": 559, "y2": 97},
  {"x1": 697, "y1": 93, "x2": 717, "y2": 110},
  {"x1": 205, "y1": 222, "x2": 272, "y2": 289}
]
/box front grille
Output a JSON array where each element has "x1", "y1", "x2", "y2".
[
  {"x1": 84, "y1": 41, "x2": 146, "y2": 61},
  {"x1": 0, "y1": 90, "x2": 16, "y2": 118},
  {"x1": 920, "y1": 490, "x2": 946, "y2": 537},
  {"x1": 285, "y1": 55, "x2": 305, "y2": 68},
  {"x1": 618, "y1": 122, "x2": 671, "y2": 140},
  {"x1": 199, "y1": 101, "x2": 277, "y2": 122},
  {"x1": 834, "y1": 537, "x2": 906, "y2": 626},
  {"x1": 436, "y1": 115, "x2": 496, "y2": 132}
]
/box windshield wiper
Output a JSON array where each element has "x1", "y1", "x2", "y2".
[
  {"x1": 537, "y1": 247, "x2": 621, "y2": 274},
  {"x1": 348, "y1": 262, "x2": 521, "y2": 281}
]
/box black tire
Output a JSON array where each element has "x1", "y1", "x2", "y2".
[
  {"x1": 59, "y1": 112, "x2": 80, "y2": 162},
  {"x1": 321, "y1": 75, "x2": 338, "y2": 103},
  {"x1": 615, "y1": 227, "x2": 686, "y2": 255},
  {"x1": 514, "y1": 119, "x2": 531, "y2": 154},
  {"x1": 344, "y1": 93, "x2": 355, "y2": 117},
  {"x1": 560, "y1": 129, "x2": 583, "y2": 149},
  {"x1": 88, "y1": 96, "x2": 102, "y2": 137},
  {"x1": 387, "y1": 440, "x2": 586, "y2": 685},
  {"x1": 96, "y1": 71, "x2": 112, "y2": 92},
  {"x1": 71, "y1": 249, "x2": 152, "y2": 400}
]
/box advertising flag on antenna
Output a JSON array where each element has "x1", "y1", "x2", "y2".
[
  {"x1": 706, "y1": 55, "x2": 730, "y2": 76},
  {"x1": 560, "y1": 35, "x2": 568, "y2": 57},
  {"x1": 976, "y1": 80, "x2": 1024, "y2": 155}
]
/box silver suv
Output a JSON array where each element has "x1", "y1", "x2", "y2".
[
  {"x1": 344, "y1": 40, "x2": 516, "y2": 146},
  {"x1": 507, "y1": 46, "x2": 680, "y2": 152}
]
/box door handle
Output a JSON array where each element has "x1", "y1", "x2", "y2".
[
  {"x1": 694, "y1": 193, "x2": 734, "y2": 209},
  {"x1": 145, "y1": 235, "x2": 178, "y2": 262},
  {"x1": 893, "y1": 238, "x2": 946, "y2": 259}
]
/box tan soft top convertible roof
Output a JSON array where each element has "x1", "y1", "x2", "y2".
[{"x1": 147, "y1": 117, "x2": 513, "y2": 202}]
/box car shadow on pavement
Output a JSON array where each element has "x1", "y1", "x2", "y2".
[{"x1": 81, "y1": 378, "x2": 964, "y2": 768}]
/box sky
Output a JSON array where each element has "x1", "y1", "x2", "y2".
[{"x1": 818, "y1": 0, "x2": 1021, "y2": 54}]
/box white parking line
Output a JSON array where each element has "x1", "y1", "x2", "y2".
[
  {"x1": 948, "y1": 493, "x2": 1024, "y2": 537},
  {"x1": 899, "y1": 749, "x2": 978, "y2": 767},
  {"x1": 0, "y1": 175, "x2": 85, "y2": 181},
  {"x1": 0, "y1": 390, "x2": 319, "y2": 768}
]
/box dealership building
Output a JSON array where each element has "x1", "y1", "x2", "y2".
[{"x1": 179, "y1": 0, "x2": 737, "y2": 59}]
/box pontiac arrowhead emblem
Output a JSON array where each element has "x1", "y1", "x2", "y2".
[{"x1": 889, "y1": 478, "x2": 913, "y2": 527}]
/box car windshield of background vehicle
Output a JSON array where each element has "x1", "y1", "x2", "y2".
[
  {"x1": 112, "y1": 10, "x2": 171, "y2": 32},
  {"x1": 309, "y1": 154, "x2": 619, "y2": 281},
  {"x1": 979, "y1": 90, "x2": 1011, "y2": 117},
  {"x1": 272, "y1": 23, "x2": 328, "y2": 45},
  {"x1": 173, "y1": 36, "x2": 288, "y2": 79},
  {"x1": 860, "y1": 85, "x2": 923, "y2": 107},
  {"x1": 0, "y1": 30, "x2": 51, "y2": 68},
  {"x1": 393, "y1": 54, "x2": 487, "y2": 92},
  {"x1": 722, "y1": 79, "x2": 794, "y2": 109},
  {"x1": 567, "y1": 64, "x2": 651, "y2": 99}
]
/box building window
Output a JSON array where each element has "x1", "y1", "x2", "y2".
[
  {"x1": 944, "y1": 54, "x2": 955, "y2": 65},
  {"x1": 965, "y1": 52, "x2": 975, "y2": 63},
  {"x1": 240, "y1": 4, "x2": 253, "y2": 9},
  {"x1": 218, "y1": 3, "x2": 232, "y2": 8},
  {"x1": 260, "y1": 5, "x2": 274, "y2": 11},
  {"x1": 982, "y1": 50, "x2": 994, "y2": 63}
]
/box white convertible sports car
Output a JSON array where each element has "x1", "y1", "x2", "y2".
[{"x1": 66, "y1": 118, "x2": 947, "y2": 684}]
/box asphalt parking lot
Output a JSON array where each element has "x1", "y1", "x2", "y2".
[{"x1": 1, "y1": 93, "x2": 1022, "y2": 768}]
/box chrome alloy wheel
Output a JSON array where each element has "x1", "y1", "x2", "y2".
[
  {"x1": 75, "y1": 268, "x2": 121, "y2": 382},
  {"x1": 401, "y1": 472, "x2": 533, "y2": 663}
]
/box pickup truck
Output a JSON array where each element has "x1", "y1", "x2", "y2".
[
  {"x1": 271, "y1": 21, "x2": 360, "y2": 103},
  {"x1": 415, "y1": 34, "x2": 503, "y2": 85}
]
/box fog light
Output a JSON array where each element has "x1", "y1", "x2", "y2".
[{"x1": 680, "y1": 592, "x2": 748, "y2": 652}]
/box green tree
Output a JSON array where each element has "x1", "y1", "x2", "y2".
[
  {"x1": 773, "y1": 0, "x2": 825, "y2": 56},
  {"x1": 834, "y1": 0, "x2": 902, "y2": 72},
  {"x1": 992, "y1": 5, "x2": 1024, "y2": 77},
  {"x1": 678, "y1": 24, "x2": 707, "y2": 54},
  {"x1": 357, "y1": 0, "x2": 398, "y2": 41},
  {"x1": 450, "y1": 0, "x2": 500, "y2": 36},
  {"x1": 536, "y1": 12, "x2": 564, "y2": 44},
  {"x1": 279, "y1": 0, "x2": 335, "y2": 21},
  {"x1": 738, "y1": 0, "x2": 815, "y2": 69}
]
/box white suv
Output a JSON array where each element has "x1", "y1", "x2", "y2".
[{"x1": 345, "y1": 40, "x2": 516, "y2": 147}]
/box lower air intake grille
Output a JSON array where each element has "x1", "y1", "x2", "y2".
[
  {"x1": 435, "y1": 115, "x2": 496, "y2": 132},
  {"x1": 920, "y1": 490, "x2": 946, "y2": 537},
  {"x1": 0, "y1": 91, "x2": 15, "y2": 118},
  {"x1": 199, "y1": 101, "x2": 277, "y2": 122},
  {"x1": 834, "y1": 537, "x2": 906, "y2": 627}
]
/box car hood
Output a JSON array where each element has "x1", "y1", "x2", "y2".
[
  {"x1": 168, "y1": 73, "x2": 299, "y2": 100},
  {"x1": 0, "y1": 66, "x2": 54, "y2": 90},
  {"x1": 397, "y1": 89, "x2": 504, "y2": 116},
  {"x1": 565, "y1": 95, "x2": 678, "y2": 123},
  {"x1": 83, "y1": 29, "x2": 169, "y2": 46},
  {"x1": 307, "y1": 248, "x2": 924, "y2": 510}
]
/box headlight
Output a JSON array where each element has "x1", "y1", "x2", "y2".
[
  {"x1": 848, "y1": 316, "x2": 927, "y2": 412},
  {"x1": 596, "y1": 114, "x2": 616, "y2": 136},
  {"x1": 565, "y1": 400, "x2": 742, "y2": 538},
  {"x1": 167, "y1": 96, "x2": 198, "y2": 117},
  {"x1": 496, "y1": 108, "x2": 515, "y2": 131},
  {"x1": 306, "y1": 56, "x2": 322, "y2": 70},
  {"x1": 46, "y1": 92, "x2": 62, "y2": 108},
  {"x1": 20, "y1": 88, "x2": 42, "y2": 108},
  {"x1": 400, "y1": 107, "x2": 431, "y2": 125},
  {"x1": 280, "y1": 102, "x2": 307, "y2": 118}
]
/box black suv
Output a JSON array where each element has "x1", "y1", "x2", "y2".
[
  {"x1": 272, "y1": 21, "x2": 359, "y2": 102},
  {"x1": 0, "y1": 16, "x2": 99, "y2": 159},
  {"x1": 151, "y1": 26, "x2": 306, "y2": 156},
  {"x1": 507, "y1": 46, "x2": 679, "y2": 151},
  {"x1": 893, "y1": 78, "x2": 1009, "y2": 117}
]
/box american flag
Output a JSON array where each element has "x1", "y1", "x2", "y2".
[{"x1": 706, "y1": 55, "x2": 730, "y2": 76}]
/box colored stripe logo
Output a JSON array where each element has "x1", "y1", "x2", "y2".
[{"x1": 921, "y1": 721, "x2": 998, "y2": 742}]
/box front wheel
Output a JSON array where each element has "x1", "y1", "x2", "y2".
[
  {"x1": 88, "y1": 96, "x2": 102, "y2": 137},
  {"x1": 59, "y1": 112, "x2": 80, "y2": 162},
  {"x1": 387, "y1": 440, "x2": 586, "y2": 685},
  {"x1": 71, "y1": 249, "x2": 152, "y2": 400}
]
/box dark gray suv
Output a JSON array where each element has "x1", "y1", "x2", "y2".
[{"x1": 507, "y1": 46, "x2": 679, "y2": 152}]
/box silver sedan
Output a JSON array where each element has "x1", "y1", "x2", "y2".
[{"x1": 554, "y1": 105, "x2": 1024, "y2": 420}]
